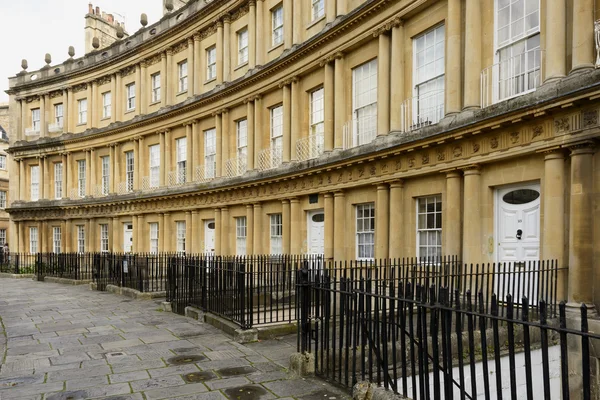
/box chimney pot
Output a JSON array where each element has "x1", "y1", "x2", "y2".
[
  {"x1": 88, "y1": 3, "x2": 93, "y2": 14},
  {"x1": 96, "y1": 6, "x2": 100, "y2": 15}
]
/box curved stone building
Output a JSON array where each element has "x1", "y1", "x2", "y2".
[{"x1": 5, "y1": 0, "x2": 600, "y2": 306}]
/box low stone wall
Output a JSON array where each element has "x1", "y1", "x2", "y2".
[
  {"x1": 0, "y1": 273, "x2": 35, "y2": 279},
  {"x1": 42, "y1": 277, "x2": 91, "y2": 286},
  {"x1": 104, "y1": 284, "x2": 166, "y2": 300}
]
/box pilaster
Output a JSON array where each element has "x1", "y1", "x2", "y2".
[
  {"x1": 462, "y1": 166, "x2": 481, "y2": 265},
  {"x1": 246, "y1": 99, "x2": 255, "y2": 170},
  {"x1": 444, "y1": 171, "x2": 462, "y2": 257},
  {"x1": 282, "y1": 82, "x2": 291, "y2": 162},
  {"x1": 390, "y1": 19, "x2": 404, "y2": 131},
  {"x1": 333, "y1": 191, "x2": 346, "y2": 261},
  {"x1": 248, "y1": 1, "x2": 256, "y2": 69},
  {"x1": 282, "y1": 199, "x2": 291, "y2": 254},
  {"x1": 223, "y1": 14, "x2": 231, "y2": 82},
  {"x1": 214, "y1": 208, "x2": 222, "y2": 255},
  {"x1": 376, "y1": 29, "x2": 390, "y2": 136},
  {"x1": 333, "y1": 53, "x2": 345, "y2": 149},
  {"x1": 290, "y1": 77, "x2": 301, "y2": 161},
  {"x1": 445, "y1": 0, "x2": 462, "y2": 115},
  {"x1": 187, "y1": 37, "x2": 195, "y2": 98},
  {"x1": 375, "y1": 184, "x2": 390, "y2": 260},
  {"x1": 322, "y1": 58, "x2": 334, "y2": 151},
  {"x1": 463, "y1": 0, "x2": 481, "y2": 109},
  {"x1": 246, "y1": 204, "x2": 254, "y2": 255},
  {"x1": 389, "y1": 181, "x2": 404, "y2": 259},
  {"x1": 571, "y1": 0, "x2": 595, "y2": 73},
  {"x1": 253, "y1": 203, "x2": 262, "y2": 254},
  {"x1": 324, "y1": 193, "x2": 334, "y2": 260}
]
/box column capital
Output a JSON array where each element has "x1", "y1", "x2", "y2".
[
  {"x1": 191, "y1": 210, "x2": 199, "y2": 215},
  {"x1": 319, "y1": 56, "x2": 333, "y2": 67},
  {"x1": 372, "y1": 26, "x2": 387, "y2": 37},
  {"x1": 289, "y1": 197, "x2": 300, "y2": 203},
  {"x1": 333, "y1": 190, "x2": 345, "y2": 197},
  {"x1": 253, "y1": 202, "x2": 262, "y2": 208},
  {"x1": 461, "y1": 164, "x2": 481, "y2": 175},
  {"x1": 246, "y1": 204, "x2": 254, "y2": 209},
  {"x1": 193, "y1": 32, "x2": 202, "y2": 42},
  {"x1": 220, "y1": 12, "x2": 231, "y2": 24},
  {"x1": 332, "y1": 52, "x2": 344, "y2": 60},
  {"x1": 281, "y1": 198, "x2": 290, "y2": 204},
  {"x1": 161, "y1": 52, "x2": 167, "y2": 59},
  {"x1": 185, "y1": 210, "x2": 192, "y2": 215},
  {"x1": 323, "y1": 192, "x2": 334, "y2": 198},
  {"x1": 187, "y1": 36, "x2": 194, "y2": 45},
  {"x1": 388, "y1": 179, "x2": 405, "y2": 188},
  {"x1": 566, "y1": 140, "x2": 596, "y2": 155},
  {"x1": 442, "y1": 169, "x2": 462, "y2": 179},
  {"x1": 248, "y1": 0, "x2": 256, "y2": 6},
  {"x1": 215, "y1": 18, "x2": 224, "y2": 28},
  {"x1": 375, "y1": 183, "x2": 389, "y2": 190},
  {"x1": 166, "y1": 48, "x2": 174, "y2": 56},
  {"x1": 542, "y1": 148, "x2": 566, "y2": 160}
]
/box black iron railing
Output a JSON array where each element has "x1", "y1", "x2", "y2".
[{"x1": 296, "y1": 259, "x2": 599, "y2": 399}]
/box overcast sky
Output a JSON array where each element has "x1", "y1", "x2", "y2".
[{"x1": 0, "y1": 1, "x2": 163, "y2": 103}]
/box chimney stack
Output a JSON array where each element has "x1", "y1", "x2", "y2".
[{"x1": 84, "y1": 2, "x2": 128, "y2": 54}]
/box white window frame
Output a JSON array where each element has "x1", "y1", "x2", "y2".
[
  {"x1": 149, "y1": 144, "x2": 160, "y2": 188},
  {"x1": 78, "y1": 160, "x2": 86, "y2": 197},
  {"x1": 125, "y1": 151, "x2": 134, "y2": 192},
  {"x1": 356, "y1": 203, "x2": 375, "y2": 260},
  {"x1": 236, "y1": 217, "x2": 247, "y2": 256},
  {"x1": 78, "y1": 99, "x2": 88, "y2": 125},
  {"x1": 32, "y1": 108, "x2": 40, "y2": 131},
  {"x1": 30, "y1": 165, "x2": 40, "y2": 201},
  {"x1": 126, "y1": 83, "x2": 136, "y2": 111},
  {"x1": 238, "y1": 28, "x2": 249, "y2": 65},
  {"x1": 54, "y1": 103, "x2": 64, "y2": 127},
  {"x1": 101, "y1": 156, "x2": 110, "y2": 195},
  {"x1": 270, "y1": 213, "x2": 283, "y2": 254},
  {"x1": 352, "y1": 59, "x2": 378, "y2": 146},
  {"x1": 151, "y1": 73, "x2": 161, "y2": 103},
  {"x1": 77, "y1": 225, "x2": 85, "y2": 254},
  {"x1": 312, "y1": 0, "x2": 325, "y2": 21},
  {"x1": 176, "y1": 137, "x2": 187, "y2": 183},
  {"x1": 271, "y1": 4, "x2": 284, "y2": 46},
  {"x1": 0, "y1": 191, "x2": 6, "y2": 209},
  {"x1": 416, "y1": 195, "x2": 442, "y2": 259},
  {"x1": 102, "y1": 92, "x2": 111, "y2": 119},
  {"x1": 309, "y1": 88, "x2": 325, "y2": 156},
  {"x1": 149, "y1": 222, "x2": 159, "y2": 254},
  {"x1": 0, "y1": 229, "x2": 6, "y2": 247},
  {"x1": 0, "y1": 155, "x2": 6, "y2": 170},
  {"x1": 53, "y1": 227, "x2": 61, "y2": 254},
  {"x1": 204, "y1": 128, "x2": 216, "y2": 179},
  {"x1": 206, "y1": 46, "x2": 217, "y2": 80},
  {"x1": 270, "y1": 105, "x2": 283, "y2": 167},
  {"x1": 100, "y1": 224, "x2": 109, "y2": 253},
  {"x1": 29, "y1": 227, "x2": 38, "y2": 254},
  {"x1": 54, "y1": 163, "x2": 63, "y2": 199},
  {"x1": 178, "y1": 60, "x2": 188, "y2": 93},
  {"x1": 412, "y1": 24, "x2": 445, "y2": 127},
  {"x1": 236, "y1": 119, "x2": 248, "y2": 173},
  {"x1": 176, "y1": 221, "x2": 186, "y2": 253}
]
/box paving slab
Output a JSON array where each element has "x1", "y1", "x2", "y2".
[{"x1": 0, "y1": 279, "x2": 351, "y2": 400}]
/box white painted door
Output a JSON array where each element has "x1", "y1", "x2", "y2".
[
  {"x1": 495, "y1": 183, "x2": 541, "y2": 302},
  {"x1": 123, "y1": 223, "x2": 133, "y2": 253},
  {"x1": 307, "y1": 210, "x2": 325, "y2": 255},
  {"x1": 204, "y1": 220, "x2": 215, "y2": 255}
]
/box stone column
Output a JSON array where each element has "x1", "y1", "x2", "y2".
[
  {"x1": 115, "y1": 72, "x2": 122, "y2": 121},
  {"x1": 445, "y1": 171, "x2": 462, "y2": 257},
  {"x1": 109, "y1": 76, "x2": 116, "y2": 124},
  {"x1": 216, "y1": 20, "x2": 224, "y2": 84},
  {"x1": 215, "y1": 112, "x2": 222, "y2": 177},
  {"x1": 390, "y1": 20, "x2": 404, "y2": 131},
  {"x1": 167, "y1": 48, "x2": 175, "y2": 105},
  {"x1": 193, "y1": 33, "x2": 202, "y2": 95},
  {"x1": 136, "y1": 137, "x2": 143, "y2": 189},
  {"x1": 542, "y1": 151, "x2": 566, "y2": 299},
  {"x1": 164, "y1": 129, "x2": 171, "y2": 183},
  {"x1": 62, "y1": 90, "x2": 69, "y2": 134},
  {"x1": 567, "y1": 143, "x2": 595, "y2": 307},
  {"x1": 85, "y1": 150, "x2": 91, "y2": 196},
  {"x1": 159, "y1": 131, "x2": 166, "y2": 186},
  {"x1": 42, "y1": 157, "x2": 49, "y2": 199},
  {"x1": 18, "y1": 159, "x2": 24, "y2": 200},
  {"x1": 336, "y1": 0, "x2": 346, "y2": 16},
  {"x1": 253, "y1": 203, "x2": 262, "y2": 254},
  {"x1": 463, "y1": 0, "x2": 481, "y2": 109},
  {"x1": 186, "y1": 123, "x2": 193, "y2": 182},
  {"x1": 248, "y1": 1, "x2": 257, "y2": 69},
  {"x1": 292, "y1": 0, "x2": 302, "y2": 45},
  {"x1": 132, "y1": 215, "x2": 138, "y2": 253},
  {"x1": 187, "y1": 37, "x2": 195, "y2": 98},
  {"x1": 389, "y1": 181, "x2": 404, "y2": 259},
  {"x1": 134, "y1": 65, "x2": 141, "y2": 115},
  {"x1": 247, "y1": 99, "x2": 255, "y2": 170},
  {"x1": 163, "y1": 213, "x2": 171, "y2": 252},
  {"x1": 326, "y1": 0, "x2": 335, "y2": 22},
  {"x1": 39, "y1": 94, "x2": 47, "y2": 137},
  {"x1": 20, "y1": 99, "x2": 26, "y2": 139},
  {"x1": 541, "y1": 0, "x2": 566, "y2": 81},
  {"x1": 333, "y1": 191, "x2": 346, "y2": 261},
  {"x1": 324, "y1": 193, "x2": 334, "y2": 260},
  {"x1": 39, "y1": 157, "x2": 45, "y2": 200},
  {"x1": 66, "y1": 152, "x2": 73, "y2": 197},
  {"x1": 223, "y1": 15, "x2": 231, "y2": 82},
  {"x1": 90, "y1": 148, "x2": 96, "y2": 195},
  {"x1": 282, "y1": 199, "x2": 291, "y2": 254},
  {"x1": 111, "y1": 217, "x2": 119, "y2": 252},
  {"x1": 191, "y1": 210, "x2": 199, "y2": 254},
  {"x1": 445, "y1": 0, "x2": 462, "y2": 115},
  {"x1": 334, "y1": 53, "x2": 345, "y2": 149},
  {"x1": 91, "y1": 80, "x2": 98, "y2": 126},
  {"x1": 377, "y1": 30, "x2": 391, "y2": 136},
  {"x1": 159, "y1": 213, "x2": 165, "y2": 252},
  {"x1": 140, "y1": 61, "x2": 148, "y2": 114},
  {"x1": 571, "y1": 0, "x2": 595, "y2": 73},
  {"x1": 214, "y1": 208, "x2": 222, "y2": 255},
  {"x1": 376, "y1": 184, "x2": 390, "y2": 260},
  {"x1": 160, "y1": 52, "x2": 167, "y2": 107},
  {"x1": 185, "y1": 211, "x2": 192, "y2": 254},
  {"x1": 254, "y1": 96, "x2": 263, "y2": 168},
  {"x1": 221, "y1": 207, "x2": 229, "y2": 255},
  {"x1": 85, "y1": 84, "x2": 92, "y2": 129},
  {"x1": 191, "y1": 121, "x2": 199, "y2": 178},
  {"x1": 256, "y1": 0, "x2": 264, "y2": 65},
  {"x1": 246, "y1": 204, "x2": 254, "y2": 255},
  {"x1": 290, "y1": 77, "x2": 301, "y2": 161},
  {"x1": 62, "y1": 220, "x2": 68, "y2": 252},
  {"x1": 61, "y1": 153, "x2": 68, "y2": 198},
  {"x1": 289, "y1": 198, "x2": 301, "y2": 254},
  {"x1": 86, "y1": 218, "x2": 93, "y2": 252},
  {"x1": 283, "y1": 0, "x2": 293, "y2": 49},
  {"x1": 462, "y1": 166, "x2": 481, "y2": 265},
  {"x1": 323, "y1": 59, "x2": 334, "y2": 151},
  {"x1": 282, "y1": 82, "x2": 291, "y2": 162},
  {"x1": 222, "y1": 110, "x2": 230, "y2": 174}
]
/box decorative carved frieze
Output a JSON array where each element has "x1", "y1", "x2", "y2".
[
  {"x1": 172, "y1": 40, "x2": 189, "y2": 54},
  {"x1": 554, "y1": 117, "x2": 570, "y2": 133},
  {"x1": 119, "y1": 65, "x2": 136, "y2": 77},
  {"x1": 96, "y1": 75, "x2": 112, "y2": 85},
  {"x1": 230, "y1": 4, "x2": 249, "y2": 22},
  {"x1": 49, "y1": 90, "x2": 63, "y2": 99},
  {"x1": 72, "y1": 83, "x2": 88, "y2": 93}
]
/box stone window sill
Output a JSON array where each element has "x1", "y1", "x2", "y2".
[
  {"x1": 268, "y1": 41, "x2": 284, "y2": 53},
  {"x1": 307, "y1": 15, "x2": 325, "y2": 29},
  {"x1": 234, "y1": 62, "x2": 249, "y2": 71}
]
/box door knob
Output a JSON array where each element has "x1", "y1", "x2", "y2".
[{"x1": 516, "y1": 229, "x2": 523, "y2": 240}]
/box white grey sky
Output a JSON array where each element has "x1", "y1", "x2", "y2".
[{"x1": 0, "y1": 0, "x2": 163, "y2": 103}]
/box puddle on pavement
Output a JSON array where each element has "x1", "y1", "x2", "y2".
[
  {"x1": 223, "y1": 385, "x2": 269, "y2": 400},
  {"x1": 183, "y1": 371, "x2": 217, "y2": 383},
  {"x1": 217, "y1": 366, "x2": 257, "y2": 377},
  {"x1": 166, "y1": 354, "x2": 206, "y2": 365}
]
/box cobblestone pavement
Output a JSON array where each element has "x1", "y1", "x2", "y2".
[{"x1": 0, "y1": 279, "x2": 351, "y2": 400}]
